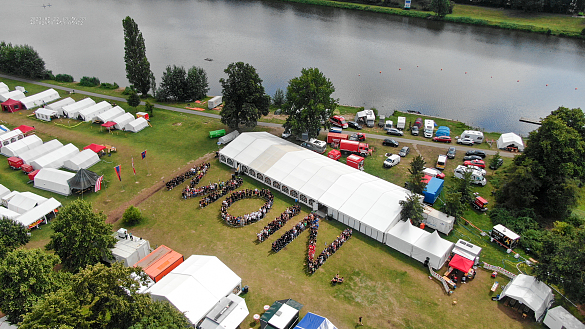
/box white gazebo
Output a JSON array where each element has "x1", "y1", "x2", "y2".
[
  {"x1": 497, "y1": 133, "x2": 524, "y2": 152},
  {"x1": 498, "y1": 274, "x2": 554, "y2": 321}
]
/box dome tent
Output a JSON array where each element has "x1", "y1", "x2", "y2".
[{"x1": 68, "y1": 168, "x2": 100, "y2": 191}]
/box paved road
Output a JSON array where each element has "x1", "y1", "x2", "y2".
[{"x1": 0, "y1": 74, "x2": 516, "y2": 157}]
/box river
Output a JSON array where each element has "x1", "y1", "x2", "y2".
[{"x1": 5, "y1": 0, "x2": 585, "y2": 135}]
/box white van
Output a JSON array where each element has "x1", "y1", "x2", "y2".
[
  {"x1": 461, "y1": 130, "x2": 484, "y2": 144},
  {"x1": 383, "y1": 154, "x2": 401, "y2": 168},
  {"x1": 454, "y1": 165, "x2": 486, "y2": 186},
  {"x1": 384, "y1": 120, "x2": 394, "y2": 131},
  {"x1": 436, "y1": 154, "x2": 447, "y2": 170},
  {"x1": 424, "y1": 119, "x2": 434, "y2": 138}
]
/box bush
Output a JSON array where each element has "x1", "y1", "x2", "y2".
[
  {"x1": 55, "y1": 74, "x2": 74, "y2": 83},
  {"x1": 79, "y1": 76, "x2": 100, "y2": 87},
  {"x1": 42, "y1": 70, "x2": 54, "y2": 80},
  {"x1": 122, "y1": 206, "x2": 143, "y2": 226},
  {"x1": 122, "y1": 86, "x2": 136, "y2": 95},
  {"x1": 99, "y1": 82, "x2": 119, "y2": 89},
  {"x1": 581, "y1": 28, "x2": 585, "y2": 36},
  {"x1": 127, "y1": 92, "x2": 140, "y2": 107}
]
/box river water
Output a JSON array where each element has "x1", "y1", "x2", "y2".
[{"x1": 5, "y1": 0, "x2": 585, "y2": 134}]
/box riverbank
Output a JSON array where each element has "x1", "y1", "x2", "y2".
[{"x1": 277, "y1": 0, "x2": 585, "y2": 38}]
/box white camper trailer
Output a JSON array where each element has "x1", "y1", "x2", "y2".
[
  {"x1": 208, "y1": 96, "x2": 223, "y2": 109},
  {"x1": 460, "y1": 130, "x2": 484, "y2": 144},
  {"x1": 397, "y1": 116, "x2": 406, "y2": 130}
]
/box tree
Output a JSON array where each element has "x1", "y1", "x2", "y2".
[
  {"x1": 219, "y1": 62, "x2": 270, "y2": 129},
  {"x1": 0, "y1": 217, "x2": 30, "y2": 258},
  {"x1": 123, "y1": 206, "x2": 143, "y2": 226},
  {"x1": 399, "y1": 192, "x2": 424, "y2": 226},
  {"x1": 429, "y1": 0, "x2": 454, "y2": 17},
  {"x1": 186, "y1": 66, "x2": 209, "y2": 101},
  {"x1": 440, "y1": 189, "x2": 464, "y2": 221},
  {"x1": 129, "y1": 301, "x2": 191, "y2": 329},
  {"x1": 283, "y1": 68, "x2": 337, "y2": 139},
  {"x1": 47, "y1": 199, "x2": 116, "y2": 272},
  {"x1": 407, "y1": 155, "x2": 426, "y2": 194},
  {"x1": 489, "y1": 151, "x2": 502, "y2": 171},
  {"x1": 272, "y1": 88, "x2": 285, "y2": 108},
  {"x1": 127, "y1": 92, "x2": 141, "y2": 108},
  {"x1": 145, "y1": 100, "x2": 155, "y2": 118},
  {"x1": 0, "y1": 42, "x2": 47, "y2": 78},
  {"x1": 158, "y1": 65, "x2": 188, "y2": 102},
  {"x1": 455, "y1": 169, "x2": 474, "y2": 205},
  {"x1": 123, "y1": 16, "x2": 153, "y2": 96},
  {"x1": 0, "y1": 249, "x2": 65, "y2": 323}
]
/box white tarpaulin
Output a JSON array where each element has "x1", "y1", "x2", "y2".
[
  {"x1": 63, "y1": 149, "x2": 99, "y2": 171},
  {"x1": 0, "y1": 184, "x2": 10, "y2": 199},
  {"x1": 411, "y1": 230, "x2": 454, "y2": 269},
  {"x1": 78, "y1": 101, "x2": 112, "y2": 121},
  {"x1": 124, "y1": 117, "x2": 149, "y2": 133},
  {"x1": 497, "y1": 133, "x2": 524, "y2": 152},
  {"x1": 20, "y1": 88, "x2": 60, "y2": 109},
  {"x1": 498, "y1": 274, "x2": 554, "y2": 321},
  {"x1": 218, "y1": 130, "x2": 240, "y2": 145},
  {"x1": 1, "y1": 135, "x2": 43, "y2": 157},
  {"x1": 96, "y1": 106, "x2": 125, "y2": 123},
  {"x1": 34, "y1": 168, "x2": 75, "y2": 195},
  {"x1": 31, "y1": 143, "x2": 79, "y2": 170},
  {"x1": 14, "y1": 197, "x2": 61, "y2": 229},
  {"x1": 45, "y1": 97, "x2": 75, "y2": 113},
  {"x1": 113, "y1": 113, "x2": 134, "y2": 130},
  {"x1": 61, "y1": 98, "x2": 95, "y2": 118},
  {"x1": 19, "y1": 139, "x2": 64, "y2": 164},
  {"x1": 108, "y1": 229, "x2": 151, "y2": 267},
  {"x1": 385, "y1": 220, "x2": 427, "y2": 256}
]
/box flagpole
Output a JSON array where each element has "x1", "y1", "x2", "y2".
[{"x1": 132, "y1": 156, "x2": 137, "y2": 183}]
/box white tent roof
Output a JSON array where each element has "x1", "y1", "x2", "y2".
[
  {"x1": 0, "y1": 82, "x2": 7, "y2": 90},
  {"x1": 19, "y1": 139, "x2": 64, "y2": 164},
  {"x1": 1, "y1": 135, "x2": 43, "y2": 157},
  {"x1": 0, "y1": 184, "x2": 10, "y2": 199},
  {"x1": 544, "y1": 306, "x2": 585, "y2": 329},
  {"x1": 0, "y1": 130, "x2": 23, "y2": 144},
  {"x1": 0, "y1": 87, "x2": 7, "y2": 94},
  {"x1": 19, "y1": 192, "x2": 48, "y2": 204},
  {"x1": 1, "y1": 191, "x2": 19, "y2": 207},
  {"x1": 20, "y1": 88, "x2": 60, "y2": 109},
  {"x1": 34, "y1": 168, "x2": 76, "y2": 195},
  {"x1": 61, "y1": 98, "x2": 96, "y2": 117},
  {"x1": 0, "y1": 90, "x2": 25, "y2": 102},
  {"x1": 0, "y1": 315, "x2": 18, "y2": 329},
  {"x1": 385, "y1": 220, "x2": 427, "y2": 256},
  {"x1": 35, "y1": 108, "x2": 58, "y2": 120},
  {"x1": 78, "y1": 101, "x2": 112, "y2": 121},
  {"x1": 199, "y1": 294, "x2": 249, "y2": 329},
  {"x1": 109, "y1": 231, "x2": 151, "y2": 267},
  {"x1": 411, "y1": 230, "x2": 454, "y2": 269},
  {"x1": 125, "y1": 117, "x2": 149, "y2": 133},
  {"x1": 14, "y1": 197, "x2": 61, "y2": 228},
  {"x1": 493, "y1": 224, "x2": 521, "y2": 240},
  {"x1": 146, "y1": 255, "x2": 242, "y2": 325},
  {"x1": 0, "y1": 206, "x2": 20, "y2": 220},
  {"x1": 96, "y1": 106, "x2": 125, "y2": 123},
  {"x1": 8, "y1": 193, "x2": 42, "y2": 214},
  {"x1": 499, "y1": 274, "x2": 554, "y2": 321},
  {"x1": 45, "y1": 97, "x2": 75, "y2": 112},
  {"x1": 497, "y1": 132, "x2": 524, "y2": 151},
  {"x1": 31, "y1": 143, "x2": 79, "y2": 170},
  {"x1": 63, "y1": 149, "x2": 99, "y2": 171},
  {"x1": 269, "y1": 304, "x2": 298, "y2": 329},
  {"x1": 113, "y1": 113, "x2": 135, "y2": 130}
]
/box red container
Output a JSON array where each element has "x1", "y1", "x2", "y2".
[
  {"x1": 21, "y1": 164, "x2": 34, "y2": 174},
  {"x1": 28, "y1": 169, "x2": 40, "y2": 181},
  {"x1": 7, "y1": 157, "x2": 23, "y2": 169}
]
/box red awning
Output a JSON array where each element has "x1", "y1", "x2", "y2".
[
  {"x1": 421, "y1": 175, "x2": 432, "y2": 184},
  {"x1": 83, "y1": 143, "x2": 106, "y2": 153},
  {"x1": 101, "y1": 121, "x2": 116, "y2": 128},
  {"x1": 449, "y1": 254, "x2": 474, "y2": 274},
  {"x1": 15, "y1": 125, "x2": 35, "y2": 134}
]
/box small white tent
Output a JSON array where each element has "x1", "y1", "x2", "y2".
[
  {"x1": 113, "y1": 113, "x2": 134, "y2": 130},
  {"x1": 411, "y1": 230, "x2": 454, "y2": 269},
  {"x1": 14, "y1": 197, "x2": 61, "y2": 229},
  {"x1": 0, "y1": 135, "x2": 43, "y2": 157},
  {"x1": 497, "y1": 133, "x2": 524, "y2": 152},
  {"x1": 8, "y1": 193, "x2": 43, "y2": 214},
  {"x1": 0, "y1": 184, "x2": 10, "y2": 199},
  {"x1": 385, "y1": 220, "x2": 426, "y2": 257},
  {"x1": 0, "y1": 206, "x2": 20, "y2": 220},
  {"x1": 31, "y1": 143, "x2": 79, "y2": 170},
  {"x1": 34, "y1": 168, "x2": 75, "y2": 195},
  {"x1": 78, "y1": 101, "x2": 112, "y2": 122},
  {"x1": 498, "y1": 274, "x2": 554, "y2": 321},
  {"x1": 124, "y1": 117, "x2": 149, "y2": 133},
  {"x1": 19, "y1": 139, "x2": 64, "y2": 164},
  {"x1": 63, "y1": 149, "x2": 99, "y2": 171},
  {"x1": 35, "y1": 108, "x2": 58, "y2": 122},
  {"x1": 45, "y1": 97, "x2": 75, "y2": 114},
  {"x1": 20, "y1": 88, "x2": 60, "y2": 109},
  {"x1": 0, "y1": 129, "x2": 24, "y2": 147},
  {"x1": 61, "y1": 98, "x2": 96, "y2": 118},
  {"x1": 96, "y1": 106, "x2": 125, "y2": 123},
  {"x1": 0, "y1": 90, "x2": 25, "y2": 102},
  {"x1": 107, "y1": 229, "x2": 151, "y2": 267},
  {"x1": 543, "y1": 306, "x2": 585, "y2": 329}
]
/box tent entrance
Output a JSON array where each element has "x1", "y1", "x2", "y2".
[{"x1": 314, "y1": 203, "x2": 327, "y2": 218}]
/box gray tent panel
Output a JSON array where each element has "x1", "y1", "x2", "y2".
[{"x1": 68, "y1": 168, "x2": 100, "y2": 190}]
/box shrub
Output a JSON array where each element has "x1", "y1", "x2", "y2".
[
  {"x1": 127, "y1": 92, "x2": 140, "y2": 107},
  {"x1": 122, "y1": 86, "x2": 136, "y2": 95},
  {"x1": 99, "y1": 82, "x2": 119, "y2": 89},
  {"x1": 55, "y1": 74, "x2": 74, "y2": 82},
  {"x1": 581, "y1": 28, "x2": 585, "y2": 36},
  {"x1": 42, "y1": 70, "x2": 54, "y2": 80},
  {"x1": 122, "y1": 206, "x2": 143, "y2": 226},
  {"x1": 79, "y1": 76, "x2": 100, "y2": 87}
]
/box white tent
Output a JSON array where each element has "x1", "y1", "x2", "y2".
[
  {"x1": 385, "y1": 220, "x2": 427, "y2": 257},
  {"x1": 0, "y1": 206, "x2": 20, "y2": 220},
  {"x1": 199, "y1": 294, "x2": 249, "y2": 329},
  {"x1": 78, "y1": 101, "x2": 112, "y2": 121},
  {"x1": 14, "y1": 197, "x2": 61, "y2": 229},
  {"x1": 1, "y1": 191, "x2": 19, "y2": 207},
  {"x1": 218, "y1": 130, "x2": 240, "y2": 145},
  {"x1": 1, "y1": 135, "x2": 43, "y2": 157},
  {"x1": 498, "y1": 274, "x2": 554, "y2": 321},
  {"x1": 96, "y1": 106, "x2": 125, "y2": 123},
  {"x1": 20, "y1": 88, "x2": 60, "y2": 109},
  {"x1": 453, "y1": 239, "x2": 482, "y2": 265},
  {"x1": 35, "y1": 108, "x2": 58, "y2": 121},
  {"x1": 31, "y1": 143, "x2": 79, "y2": 170},
  {"x1": 19, "y1": 191, "x2": 48, "y2": 204},
  {"x1": 497, "y1": 133, "x2": 524, "y2": 152},
  {"x1": 146, "y1": 255, "x2": 243, "y2": 325},
  {"x1": 0, "y1": 184, "x2": 10, "y2": 199},
  {"x1": 0, "y1": 90, "x2": 25, "y2": 102},
  {"x1": 34, "y1": 168, "x2": 76, "y2": 195},
  {"x1": 0, "y1": 87, "x2": 7, "y2": 94},
  {"x1": 125, "y1": 117, "x2": 149, "y2": 133},
  {"x1": 19, "y1": 139, "x2": 64, "y2": 164},
  {"x1": 411, "y1": 230, "x2": 454, "y2": 269},
  {"x1": 63, "y1": 149, "x2": 100, "y2": 171},
  {"x1": 0, "y1": 129, "x2": 24, "y2": 147},
  {"x1": 108, "y1": 229, "x2": 151, "y2": 267},
  {"x1": 45, "y1": 97, "x2": 75, "y2": 114},
  {"x1": 0, "y1": 82, "x2": 7, "y2": 90},
  {"x1": 61, "y1": 98, "x2": 96, "y2": 118},
  {"x1": 8, "y1": 193, "x2": 44, "y2": 214},
  {"x1": 544, "y1": 306, "x2": 585, "y2": 329},
  {"x1": 113, "y1": 113, "x2": 135, "y2": 130}
]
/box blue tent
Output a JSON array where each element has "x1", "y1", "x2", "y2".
[
  {"x1": 294, "y1": 313, "x2": 337, "y2": 329},
  {"x1": 423, "y1": 177, "x2": 444, "y2": 204},
  {"x1": 435, "y1": 126, "x2": 450, "y2": 137}
]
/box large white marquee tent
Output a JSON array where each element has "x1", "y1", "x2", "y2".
[
  {"x1": 0, "y1": 184, "x2": 10, "y2": 199},
  {"x1": 31, "y1": 143, "x2": 79, "y2": 170},
  {"x1": 7, "y1": 192, "x2": 46, "y2": 214},
  {"x1": 34, "y1": 168, "x2": 76, "y2": 195},
  {"x1": 45, "y1": 97, "x2": 75, "y2": 114},
  {"x1": 20, "y1": 88, "x2": 60, "y2": 109},
  {"x1": 0, "y1": 135, "x2": 43, "y2": 157},
  {"x1": 78, "y1": 101, "x2": 111, "y2": 122},
  {"x1": 96, "y1": 106, "x2": 125, "y2": 123},
  {"x1": 498, "y1": 274, "x2": 554, "y2": 321},
  {"x1": 411, "y1": 230, "x2": 454, "y2": 269},
  {"x1": 61, "y1": 98, "x2": 95, "y2": 118},
  {"x1": 63, "y1": 149, "x2": 99, "y2": 171},
  {"x1": 19, "y1": 139, "x2": 63, "y2": 164},
  {"x1": 13, "y1": 197, "x2": 61, "y2": 229},
  {"x1": 0, "y1": 90, "x2": 25, "y2": 102},
  {"x1": 385, "y1": 220, "x2": 427, "y2": 257},
  {"x1": 497, "y1": 133, "x2": 524, "y2": 152}
]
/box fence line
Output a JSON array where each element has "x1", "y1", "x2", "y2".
[
  {"x1": 429, "y1": 266, "x2": 451, "y2": 294},
  {"x1": 482, "y1": 262, "x2": 517, "y2": 279}
]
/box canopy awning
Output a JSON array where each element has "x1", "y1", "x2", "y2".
[
  {"x1": 449, "y1": 254, "x2": 474, "y2": 273},
  {"x1": 83, "y1": 143, "x2": 106, "y2": 153},
  {"x1": 101, "y1": 121, "x2": 116, "y2": 128},
  {"x1": 15, "y1": 125, "x2": 35, "y2": 134}
]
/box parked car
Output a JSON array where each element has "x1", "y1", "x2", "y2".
[
  {"x1": 423, "y1": 167, "x2": 446, "y2": 179},
  {"x1": 423, "y1": 129, "x2": 433, "y2": 138},
  {"x1": 282, "y1": 129, "x2": 291, "y2": 139},
  {"x1": 329, "y1": 126, "x2": 342, "y2": 134},
  {"x1": 300, "y1": 139, "x2": 327, "y2": 154},
  {"x1": 489, "y1": 158, "x2": 504, "y2": 170},
  {"x1": 454, "y1": 165, "x2": 486, "y2": 186},
  {"x1": 349, "y1": 133, "x2": 366, "y2": 142},
  {"x1": 457, "y1": 137, "x2": 475, "y2": 146},
  {"x1": 411, "y1": 126, "x2": 419, "y2": 136},
  {"x1": 466, "y1": 165, "x2": 487, "y2": 176},
  {"x1": 387, "y1": 128, "x2": 404, "y2": 136},
  {"x1": 446, "y1": 146, "x2": 456, "y2": 159},
  {"x1": 432, "y1": 136, "x2": 452, "y2": 143},
  {"x1": 436, "y1": 154, "x2": 447, "y2": 170},
  {"x1": 463, "y1": 155, "x2": 483, "y2": 161},
  {"x1": 398, "y1": 146, "x2": 410, "y2": 157},
  {"x1": 347, "y1": 121, "x2": 362, "y2": 130},
  {"x1": 329, "y1": 115, "x2": 348, "y2": 128},
  {"x1": 383, "y1": 154, "x2": 401, "y2": 168},
  {"x1": 465, "y1": 150, "x2": 486, "y2": 158},
  {"x1": 464, "y1": 159, "x2": 485, "y2": 168},
  {"x1": 382, "y1": 138, "x2": 399, "y2": 147}
]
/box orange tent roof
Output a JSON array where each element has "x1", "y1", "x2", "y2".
[{"x1": 134, "y1": 245, "x2": 184, "y2": 282}]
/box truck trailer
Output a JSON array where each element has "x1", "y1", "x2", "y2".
[{"x1": 326, "y1": 132, "x2": 348, "y2": 146}]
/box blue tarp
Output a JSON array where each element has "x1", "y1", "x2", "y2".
[
  {"x1": 423, "y1": 177, "x2": 444, "y2": 204},
  {"x1": 295, "y1": 313, "x2": 337, "y2": 329},
  {"x1": 435, "y1": 126, "x2": 450, "y2": 137}
]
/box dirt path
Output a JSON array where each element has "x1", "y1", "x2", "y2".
[{"x1": 105, "y1": 152, "x2": 217, "y2": 224}]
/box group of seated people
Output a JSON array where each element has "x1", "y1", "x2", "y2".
[
  {"x1": 220, "y1": 189, "x2": 274, "y2": 227},
  {"x1": 331, "y1": 273, "x2": 344, "y2": 284},
  {"x1": 308, "y1": 228, "x2": 352, "y2": 274},
  {"x1": 198, "y1": 177, "x2": 244, "y2": 207},
  {"x1": 166, "y1": 162, "x2": 210, "y2": 190},
  {"x1": 257, "y1": 205, "x2": 302, "y2": 242},
  {"x1": 182, "y1": 177, "x2": 239, "y2": 199},
  {"x1": 272, "y1": 213, "x2": 321, "y2": 253}
]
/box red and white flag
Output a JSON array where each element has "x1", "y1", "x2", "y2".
[
  {"x1": 132, "y1": 157, "x2": 136, "y2": 175},
  {"x1": 95, "y1": 175, "x2": 104, "y2": 192}
]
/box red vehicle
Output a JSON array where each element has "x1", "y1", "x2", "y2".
[
  {"x1": 327, "y1": 149, "x2": 341, "y2": 161},
  {"x1": 432, "y1": 136, "x2": 452, "y2": 143},
  {"x1": 28, "y1": 169, "x2": 40, "y2": 181},
  {"x1": 326, "y1": 132, "x2": 348, "y2": 146},
  {"x1": 7, "y1": 157, "x2": 23, "y2": 170},
  {"x1": 472, "y1": 196, "x2": 488, "y2": 212},
  {"x1": 329, "y1": 115, "x2": 348, "y2": 129},
  {"x1": 414, "y1": 117, "x2": 423, "y2": 128},
  {"x1": 464, "y1": 160, "x2": 485, "y2": 168},
  {"x1": 349, "y1": 133, "x2": 366, "y2": 142},
  {"x1": 21, "y1": 164, "x2": 34, "y2": 174},
  {"x1": 339, "y1": 140, "x2": 371, "y2": 157},
  {"x1": 346, "y1": 154, "x2": 364, "y2": 171}
]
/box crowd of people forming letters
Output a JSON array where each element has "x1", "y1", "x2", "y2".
[
  {"x1": 308, "y1": 228, "x2": 352, "y2": 274},
  {"x1": 183, "y1": 176, "x2": 242, "y2": 200},
  {"x1": 166, "y1": 162, "x2": 210, "y2": 191},
  {"x1": 257, "y1": 205, "x2": 302, "y2": 242},
  {"x1": 198, "y1": 177, "x2": 244, "y2": 207},
  {"x1": 220, "y1": 189, "x2": 274, "y2": 226},
  {"x1": 271, "y1": 213, "x2": 320, "y2": 253}
]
